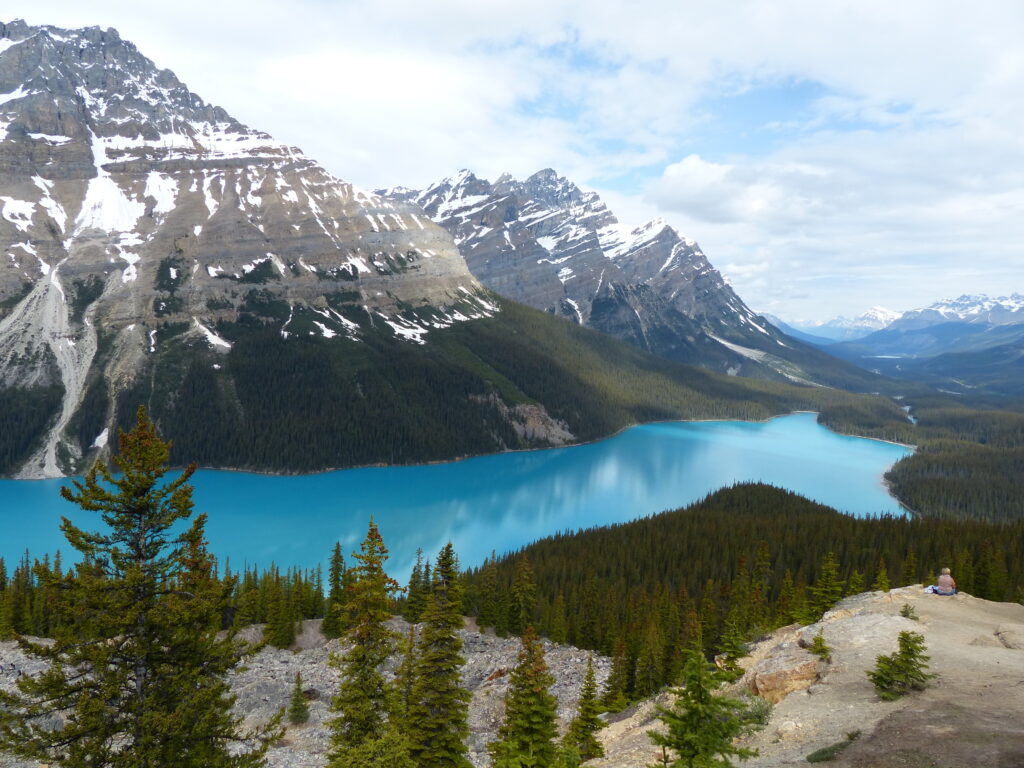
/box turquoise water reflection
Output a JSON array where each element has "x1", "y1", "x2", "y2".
[{"x1": 0, "y1": 413, "x2": 910, "y2": 576}]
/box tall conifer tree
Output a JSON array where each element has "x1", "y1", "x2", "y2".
[
  {"x1": 509, "y1": 556, "x2": 537, "y2": 635},
  {"x1": 326, "y1": 521, "x2": 410, "y2": 766},
  {"x1": 562, "y1": 655, "x2": 605, "y2": 762},
  {"x1": 0, "y1": 407, "x2": 280, "y2": 767},
  {"x1": 407, "y1": 543, "x2": 471, "y2": 768},
  {"x1": 321, "y1": 542, "x2": 346, "y2": 639},
  {"x1": 810, "y1": 552, "x2": 843, "y2": 616},
  {"x1": 488, "y1": 627, "x2": 558, "y2": 768}
]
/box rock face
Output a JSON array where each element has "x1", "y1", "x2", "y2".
[
  {"x1": 742, "y1": 636, "x2": 822, "y2": 704},
  {"x1": 388, "y1": 169, "x2": 839, "y2": 383},
  {"x1": 0, "y1": 618, "x2": 609, "y2": 768},
  {"x1": 0, "y1": 20, "x2": 496, "y2": 478}
]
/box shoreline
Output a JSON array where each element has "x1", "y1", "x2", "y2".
[{"x1": 5, "y1": 409, "x2": 916, "y2": 481}]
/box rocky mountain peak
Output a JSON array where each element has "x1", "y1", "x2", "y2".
[
  {"x1": 387, "y1": 168, "x2": 818, "y2": 381},
  {"x1": 0, "y1": 20, "x2": 494, "y2": 478}
]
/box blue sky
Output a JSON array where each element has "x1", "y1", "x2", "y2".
[{"x1": 6, "y1": 0, "x2": 1024, "y2": 320}]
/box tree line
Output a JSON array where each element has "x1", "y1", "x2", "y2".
[{"x1": 458, "y1": 483, "x2": 1024, "y2": 705}]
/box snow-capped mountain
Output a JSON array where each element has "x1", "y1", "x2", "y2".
[
  {"x1": 0, "y1": 20, "x2": 498, "y2": 477},
  {"x1": 888, "y1": 294, "x2": 1024, "y2": 331},
  {"x1": 784, "y1": 307, "x2": 901, "y2": 342},
  {"x1": 386, "y1": 169, "x2": 856, "y2": 383},
  {"x1": 825, "y1": 293, "x2": 1024, "y2": 394}
]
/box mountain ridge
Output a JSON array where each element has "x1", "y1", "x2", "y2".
[{"x1": 386, "y1": 168, "x2": 883, "y2": 390}]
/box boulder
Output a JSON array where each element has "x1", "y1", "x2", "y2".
[{"x1": 742, "y1": 641, "x2": 821, "y2": 704}]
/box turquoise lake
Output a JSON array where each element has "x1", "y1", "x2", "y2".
[{"x1": 0, "y1": 413, "x2": 911, "y2": 577}]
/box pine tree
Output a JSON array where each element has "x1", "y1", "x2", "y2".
[
  {"x1": 867, "y1": 631, "x2": 935, "y2": 700},
  {"x1": 265, "y1": 573, "x2": 297, "y2": 649},
  {"x1": 872, "y1": 558, "x2": 890, "y2": 592},
  {"x1": 403, "y1": 548, "x2": 426, "y2": 623},
  {"x1": 901, "y1": 549, "x2": 919, "y2": 586},
  {"x1": 289, "y1": 672, "x2": 311, "y2": 725},
  {"x1": 601, "y1": 638, "x2": 630, "y2": 712},
  {"x1": 327, "y1": 521, "x2": 407, "y2": 766},
  {"x1": 394, "y1": 624, "x2": 418, "y2": 719},
  {"x1": 510, "y1": 555, "x2": 537, "y2": 636},
  {"x1": 634, "y1": 620, "x2": 664, "y2": 698},
  {"x1": 562, "y1": 655, "x2": 604, "y2": 762},
  {"x1": 488, "y1": 627, "x2": 558, "y2": 768},
  {"x1": 548, "y1": 593, "x2": 568, "y2": 644},
  {"x1": 321, "y1": 542, "x2": 346, "y2": 639},
  {"x1": 775, "y1": 569, "x2": 798, "y2": 626},
  {"x1": 477, "y1": 552, "x2": 500, "y2": 631},
  {"x1": 697, "y1": 583, "x2": 719, "y2": 655},
  {"x1": 334, "y1": 725, "x2": 416, "y2": 768},
  {"x1": 0, "y1": 407, "x2": 280, "y2": 767},
  {"x1": 845, "y1": 569, "x2": 866, "y2": 596},
  {"x1": 810, "y1": 552, "x2": 843, "y2": 617},
  {"x1": 716, "y1": 609, "x2": 748, "y2": 682},
  {"x1": 407, "y1": 542, "x2": 472, "y2": 768},
  {"x1": 749, "y1": 542, "x2": 773, "y2": 630},
  {"x1": 648, "y1": 650, "x2": 757, "y2": 768}
]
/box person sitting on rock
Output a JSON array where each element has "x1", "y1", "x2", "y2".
[{"x1": 932, "y1": 567, "x2": 956, "y2": 595}]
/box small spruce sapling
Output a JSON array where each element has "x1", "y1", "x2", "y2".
[
  {"x1": 289, "y1": 672, "x2": 310, "y2": 725},
  {"x1": 648, "y1": 650, "x2": 757, "y2": 768},
  {"x1": 867, "y1": 631, "x2": 935, "y2": 700},
  {"x1": 808, "y1": 633, "x2": 832, "y2": 663},
  {"x1": 899, "y1": 604, "x2": 919, "y2": 621}
]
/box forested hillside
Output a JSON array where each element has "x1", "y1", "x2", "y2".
[
  {"x1": 96, "y1": 298, "x2": 915, "y2": 472},
  {"x1": 884, "y1": 394, "x2": 1024, "y2": 520},
  {"x1": 461, "y1": 484, "x2": 1024, "y2": 702}
]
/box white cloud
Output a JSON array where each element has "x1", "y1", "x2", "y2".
[{"x1": 5, "y1": 0, "x2": 1024, "y2": 318}]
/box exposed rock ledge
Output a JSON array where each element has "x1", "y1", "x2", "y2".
[{"x1": 589, "y1": 588, "x2": 1024, "y2": 768}]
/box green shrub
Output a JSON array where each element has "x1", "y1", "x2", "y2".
[
  {"x1": 867, "y1": 631, "x2": 935, "y2": 700},
  {"x1": 808, "y1": 633, "x2": 832, "y2": 662},
  {"x1": 740, "y1": 694, "x2": 773, "y2": 727},
  {"x1": 899, "y1": 604, "x2": 919, "y2": 621}
]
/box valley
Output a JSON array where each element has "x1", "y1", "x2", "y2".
[{"x1": 0, "y1": 12, "x2": 1023, "y2": 768}]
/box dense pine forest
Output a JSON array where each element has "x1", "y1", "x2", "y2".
[
  {"x1": 883, "y1": 394, "x2": 1024, "y2": 520},
  {"x1": 20, "y1": 297, "x2": 917, "y2": 474},
  {"x1": 459, "y1": 484, "x2": 1024, "y2": 702}
]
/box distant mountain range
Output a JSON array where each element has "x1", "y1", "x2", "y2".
[
  {"x1": 772, "y1": 307, "x2": 901, "y2": 342},
  {"x1": 769, "y1": 295, "x2": 1024, "y2": 395}
]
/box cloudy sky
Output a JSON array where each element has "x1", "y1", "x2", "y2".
[{"x1": 9, "y1": 0, "x2": 1024, "y2": 320}]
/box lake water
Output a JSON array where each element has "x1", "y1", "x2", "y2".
[{"x1": 0, "y1": 413, "x2": 911, "y2": 577}]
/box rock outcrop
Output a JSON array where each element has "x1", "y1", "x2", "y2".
[{"x1": 591, "y1": 587, "x2": 1024, "y2": 768}]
